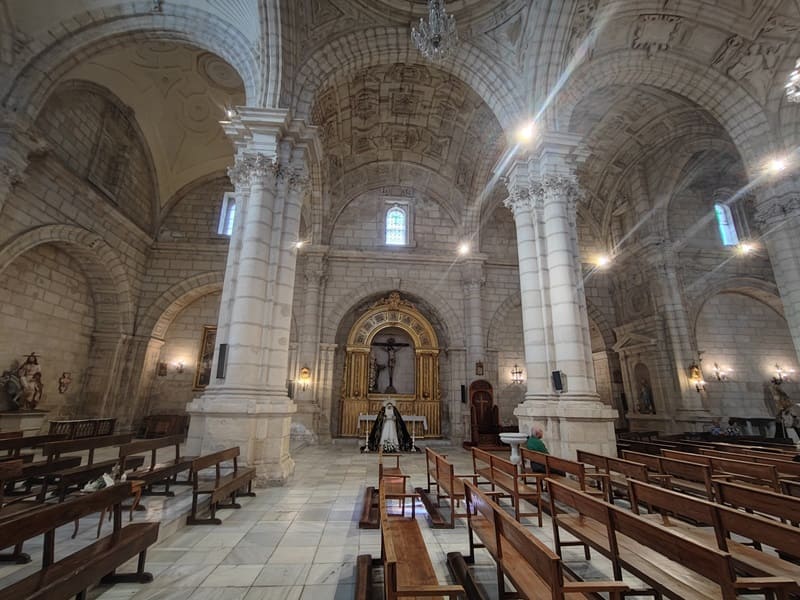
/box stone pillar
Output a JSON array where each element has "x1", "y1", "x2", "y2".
[
  {"x1": 461, "y1": 259, "x2": 486, "y2": 379},
  {"x1": 317, "y1": 343, "x2": 337, "y2": 442},
  {"x1": 186, "y1": 108, "x2": 312, "y2": 485},
  {"x1": 292, "y1": 247, "x2": 327, "y2": 442},
  {"x1": 757, "y1": 188, "x2": 800, "y2": 362},
  {"x1": 505, "y1": 133, "x2": 617, "y2": 458}
]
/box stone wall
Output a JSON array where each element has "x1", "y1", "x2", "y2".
[{"x1": 0, "y1": 244, "x2": 94, "y2": 415}]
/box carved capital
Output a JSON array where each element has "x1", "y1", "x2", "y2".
[
  {"x1": 460, "y1": 261, "x2": 485, "y2": 289},
  {"x1": 503, "y1": 180, "x2": 536, "y2": 217},
  {"x1": 303, "y1": 253, "x2": 327, "y2": 285},
  {"x1": 227, "y1": 153, "x2": 278, "y2": 189}
]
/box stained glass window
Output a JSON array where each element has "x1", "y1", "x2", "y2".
[{"x1": 714, "y1": 202, "x2": 738, "y2": 247}]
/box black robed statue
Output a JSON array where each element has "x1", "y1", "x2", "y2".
[{"x1": 364, "y1": 402, "x2": 415, "y2": 452}]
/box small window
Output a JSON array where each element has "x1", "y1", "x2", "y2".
[
  {"x1": 218, "y1": 192, "x2": 237, "y2": 236},
  {"x1": 714, "y1": 202, "x2": 739, "y2": 246},
  {"x1": 385, "y1": 206, "x2": 407, "y2": 246}
]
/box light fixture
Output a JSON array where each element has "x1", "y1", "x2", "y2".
[
  {"x1": 786, "y1": 58, "x2": 800, "y2": 103},
  {"x1": 294, "y1": 240, "x2": 305, "y2": 250},
  {"x1": 176, "y1": 361, "x2": 185, "y2": 374},
  {"x1": 511, "y1": 364, "x2": 524, "y2": 384},
  {"x1": 225, "y1": 107, "x2": 236, "y2": 120},
  {"x1": 773, "y1": 363, "x2": 793, "y2": 385},
  {"x1": 299, "y1": 367, "x2": 311, "y2": 390},
  {"x1": 688, "y1": 361, "x2": 705, "y2": 392},
  {"x1": 595, "y1": 254, "x2": 611, "y2": 269},
  {"x1": 766, "y1": 156, "x2": 789, "y2": 175},
  {"x1": 411, "y1": 0, "x2": 459, "y2": 62},
  {"x1": 736, "y1": 242, "x2": 754, "y2": 255},
  {"x1": 458, "y1": 242, "x2": 471, "y2": 256},
  {"x1": 515, "y1": 120, "x2": 537, "y2": 145},
  {"x1": 712, "y1": 363, "x2": 731, "y2": 381}
]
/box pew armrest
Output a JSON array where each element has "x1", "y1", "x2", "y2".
[
  {"x1": 734, "y1": 577, "x2": 796, "y2": 590},
  {"x1": 397, "y1": 584, "x2": 464, "y2": 597}
]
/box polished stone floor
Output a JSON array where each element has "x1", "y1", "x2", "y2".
[{"x1": 1, "y1": 442, "x2": 760, "y2": 599}]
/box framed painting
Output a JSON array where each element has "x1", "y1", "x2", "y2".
[{"x1": 193, "y1": 326, "x2": 217, "y2": 390}]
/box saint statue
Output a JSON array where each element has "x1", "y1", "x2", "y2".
[
  {"x1": 638, "y1": 380, "x2": 655, "y2": 414},
  {"x1": 365, "y1": 402, "x2": 414, "y2": 452},
  {"x1": 17, "y1": 353, "x2": 43, "y2": 410}
]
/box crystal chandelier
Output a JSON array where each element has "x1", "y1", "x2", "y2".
[
  {"x1": 412, "y1": 0, "x2": 458, "y2": 62},
  {"x1": 786, "y1": 58, "x2": 800, "y2": 103}
]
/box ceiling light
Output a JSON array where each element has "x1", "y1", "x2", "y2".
[
  {"x1": 737, "y1": 242, "x2": 754, "y2": 255},
  {"x1": 458, "y1": 242, "x2": 470, "y2": 256},
  {"x1": 595, "y1": 255, "x2": 611, "y2": 268},
  {"x1": 767, "y1": 157, "x2": 788, "y2": 174},
  {"x1": 412, "y1": 0, "x2": 459, "y2": 62},
  {"x1": 225, "y1": 108, "x2": 236, "y2": 119},
  {"x1": 294, "y1": 241, "x2": 305, "y2": 249},
  {"x1": 516, "y1": 121, "x2": 537, "y2": 145}
]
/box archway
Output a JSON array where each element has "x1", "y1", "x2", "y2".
[{"x1": 339, "y1": 292, "x2": 441, "y2": 437}]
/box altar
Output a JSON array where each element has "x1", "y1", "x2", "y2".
[{"x1": 339, "y1": 293, "x2": 442, "y2": 437}]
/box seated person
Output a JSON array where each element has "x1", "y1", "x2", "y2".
[{"x1": 526, "y1": 426, "x2": 549, "y2": 473}]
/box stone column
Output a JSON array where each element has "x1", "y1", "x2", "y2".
[
  {"x1": 505, "y1": 133, "x2": 617, "y2": 458},
  {"x1": 461, "y1": 259, "x2": 486, "y2": 379},
  {"x1": 293, "y1": 247, "x2": 328, "y2": 442},
  {"x1": 317, "y1": 343, "x2": 337, "y2": 442},
  {"x1": 757, "y1": 187, "x2": 800, "y2": 362},
  {"x1": 186, "y1": 108, "x2": 312, "y2": 485}
]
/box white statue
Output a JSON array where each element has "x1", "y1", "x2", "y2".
[{"x1": 379, "y1": 403, "x2": 400, "y2": 451}]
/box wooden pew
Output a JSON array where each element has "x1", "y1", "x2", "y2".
[
  {"x1": 0, "y1": 431, "x2": 22, "y2": 441},
  {"x1": 419, "y1": 447, "x2": 477, "y2": 528},
  {"x1": 48, "y1": 418, "x2": 116, "y2": 439},
  {"x1": 0, "y1": 433, "x2": 67, "y2": 467},
  {"x1": 700, "y1": 447, "x2": 800, "y2": 481},
  {"x1": 378, "y1": 485, "x2": 463, "y2": 600},
  {"x1": 186, "y1": 447, "x2": 256, "y2": 525},
  {"x1": 548, "y1": 479, "x2": 795, "y2": 599},
  {"x1": 661, "y1": 449, "x2": 781, "y2": 491},
  {"x1": 459, "y1": 480, "x2": 628, "y2": 599},
  {"x1": 622, "y1": 450, "x2": 715, "y2": 498},
  {"x1": 471, "y1": 447, "x2": 544, "y2": 525},
  {"x1": 0, "y1": 482, "x2": 159, "y2": 599},
  {"x1": 118, "y1": 434, "x2": 192, "y2": 497},
  {"x1": 713, "y1": 480, "x2": 800, "y2": 527},
  {"x1": 628, "y1": 479, "x2": 800, "y2": 594},
  {"x1": 39, "y1": 434, "x2": 145, "y2": 501},
  {"x1": 576, "y1": 450, "x2": 668, "y2": 503},
  {"x1": 522, "y1": 449, "x2": 607, "y2": 498}
]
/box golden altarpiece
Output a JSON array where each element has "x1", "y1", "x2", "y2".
[{"x1": 339, "y1": 292, "x2": 441, "y2": 437}]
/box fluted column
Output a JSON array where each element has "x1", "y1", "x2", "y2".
[{"x1": 186, "y1": 108, "x2": 313, "y2": 485}]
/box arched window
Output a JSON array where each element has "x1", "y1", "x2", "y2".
[
  {"x1": 714, "y1": 202, "x2": 739, "y2": 246},
  {"x1": 385, "y1": 206, "x2": 407, "y2": 245}
]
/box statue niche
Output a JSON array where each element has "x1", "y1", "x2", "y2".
[{"x1": 339, "y1": 292, "x2": 441, "y2": 437}]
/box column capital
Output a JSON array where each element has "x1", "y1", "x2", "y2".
[
  {"x1": 503, "y1": 178, "x2": 537, "y2": 217},
  {"x1": 532, "y1": 174, "x2": 582, "y2": 206},
  {"x1": 460, "y1": 259, "x2": 485, "y2": 288},
  {"x1": 228, "y1": 153, "x2": 279, "y2": 189},
  {"x1": 303, "y1": 248, "x2": 328, "y2": 284}
]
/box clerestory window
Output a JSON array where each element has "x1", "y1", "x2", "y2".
[
  {"x1": 218, "y1": 192, "x2": 237, "y2": 237},
  {"x1": 714, "y1": 202, "x2": 739, "y2": 247},
  {"x1": 385, "y1": 206, "x2": 407, "y2": 246}
]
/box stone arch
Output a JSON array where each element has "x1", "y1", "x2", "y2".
[
  {"x1": 291, "y1": 27, "x2": 522, "y2": 132},
  {"x1": 3, "y1": 10, "x2": 260, "y2": 120},
  {"x1": 487, "y1": 291, "x2": 521, "y2": 350},
  {"x1": 324, "y1": 283, "x2": 464, "y2": 350},
  {"x1": 325, "y1": 163, "x2": 465, "y2": 245},
  {"x1": 138, "y1": 272, "x2": 225, "y2": 340},
  {"x1": 0, "y1": 224, "x2": 134, "y2": 334},
  {"x1": 556, "y1": 51, "x2": 775, "y2": 174},
  {"x1": 158, "y1": 170, "x2": 230, "y2": 231},
  {"x1": 585, "y1": 299, "x2": 615, "y2": 350},
  {"x1": 689, "y1": 277, "x2": 784, "y2": 340}
]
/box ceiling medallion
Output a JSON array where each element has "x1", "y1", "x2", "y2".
[
  {"x1": 786, "y1": 58, "x2": 800, "y2": 103},
  {"x1": 411, "y1": 0, "x2": 459, "y2": 62}
]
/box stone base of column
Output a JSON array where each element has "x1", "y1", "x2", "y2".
[
  {"x1": 514, "y1": 397, "x2": 617, "y2": 459},
  {"x1": 186, "y1": 389, "x2": 297, "y2": 486}
]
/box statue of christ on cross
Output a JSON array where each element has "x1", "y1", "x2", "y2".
[{"x1": 371, "y1": 337, "x2": 410, "y2": 394}]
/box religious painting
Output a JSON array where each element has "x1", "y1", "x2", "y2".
[{"x1": 193, "y1": 326, "x2": 217, "y2": 390}]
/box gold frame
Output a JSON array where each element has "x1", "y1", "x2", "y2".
[
  {"x1": 193, "y1": 326, "x2": 217, "y2": 390},
  {"x1": 339, "y1": 292, "x2": 441, "y2": 437}
]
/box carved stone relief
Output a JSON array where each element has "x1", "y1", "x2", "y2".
[{"x1": 631, "y1": 14, "x2": 683, "y2": 58}]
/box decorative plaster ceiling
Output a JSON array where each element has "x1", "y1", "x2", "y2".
[
  {"x1": 65, "y1": 42, "x2": 245, "y2": 206},
  {"x1": 311, "y1": 62, "x2": 505, "y2": 201}
]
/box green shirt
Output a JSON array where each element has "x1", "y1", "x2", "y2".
[{"x1": 525, "y1": 436, "x2": 548, "y2": 454}]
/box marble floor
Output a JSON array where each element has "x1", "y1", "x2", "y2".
[{"x1": 0, "y1": 443, "x2": 757, "y2": 599}]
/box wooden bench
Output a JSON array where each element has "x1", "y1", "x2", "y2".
[
  {"x1": 459, "y1": 479, "x2": 627, "y2": 599},
  {"x1": 522, "y1": 449, "x2": 607, "y2": 499},
  {"x1": 713, "y1": 479, "x2": 800, "y2": 527},
  {"x1": 49, "y1": 418, "x2": 116, "y2": 439},
  {"x1": 378, "y1": 485, "x2": 464, "y2": 600},
  {"x1": 471, "y1": 447, "x2": 544, "y2": 525},
  {"x1": 622, "y1": 450, "x2": 714, "y2": 498},
  {"x1": 40, "y1": 434, "x2": 145, "y2": 501},
  {"x1": 548, "y1": 479, "x2": 795, "y2": 599},
  {"x1": 419, "y1": 447, "x2": 477, "y2": 528},
  {"x1": 628, "y1": 479, "x2": 800, "y2": 595},
  {"x1": 187, "y1": 447, "x2": 256, "y2": 525},
  {"x1": 0, "y1": 482, "x2": 159, "y2": 600},
  {"x1": 0, "y1": 433, "x2": 67, "y2": 466},
  {"x1": 139, "y1": 414, "x2": 190, "y2": 438},
  {"x1": 576, "y1": 450, "x2": 668, "y2": 503},
  {"x1": 661, "y1": 449, "x2": 781, "y2": 491},
  {"x1": 700, "y1": 447, "x2": 800, "y2": 481},
  {"x1": 118, "y1": 434, "x2": 193, "y2": 496}
]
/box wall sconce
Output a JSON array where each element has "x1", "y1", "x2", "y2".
[
  {"x1": 712, "y1": 363, "x2": 731, "y2": 381},
  {"x1": 688, "y1": 361, "x2": 705, "y2": 392},
  {"x1": 157, "y1": 362, "x2": 167, "y2": 377},
  {"x1": 176, "y1": 361, "x2": 185, "y2": 374},
  {"x1": 298, "y1": 367, "x2": 311, "y2": 390},
  {"x1": 773, "y1": 363, "x2": 793, "y2": 384},
  {"x1": 511, "y1": 364, "x2": 524, "y2": 384}
]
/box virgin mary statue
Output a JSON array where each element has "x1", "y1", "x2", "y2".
[{"x1": 364, "y1": 402, "x2": 414, "y2": 452}]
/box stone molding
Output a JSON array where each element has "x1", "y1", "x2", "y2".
[
  {"x1": 228, "y1": 153, "x2": 279, "y2": 189},
  {"x1": 755, "y1": 193, "x2": 800, "y2": 230}
]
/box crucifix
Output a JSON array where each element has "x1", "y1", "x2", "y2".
[{"x1": 372, "y1": 337, "x2": 410, "y2": 394}]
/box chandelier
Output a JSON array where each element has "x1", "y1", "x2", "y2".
[
  {"x1": 786, "y1": 58, "x2": 800, "y2": 103},
  {"x1": 411, "y1": 0, "x2": 458, "y2": 62}
]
